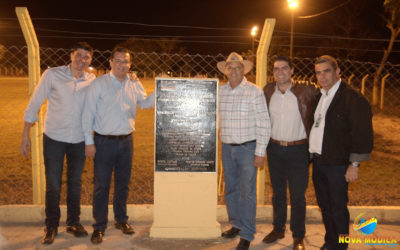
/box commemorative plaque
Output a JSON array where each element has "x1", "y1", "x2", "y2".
[{"x1": 155, "y1": 78, "x2": 218, "y2": 172}]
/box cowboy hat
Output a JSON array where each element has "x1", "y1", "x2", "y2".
[{"x1": 217, "y1": 52, "x2": 253, "y2": 75}]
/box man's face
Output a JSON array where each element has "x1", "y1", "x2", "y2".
[
  {"x1": 273, "y1": 60, "x2": 293, "y2": 86},
  {"x1": 315, "y1": 61, "x2": 340, "y2": 91},
  {"x1": 110, "y1": 51, "x2": 131, "y2": 79},
  {"x1": 70, "y1": 48, "x2": 92, "y2": 72},
  {"x1": 225, "y1": 61, "x2": 244, "y2": 84}
]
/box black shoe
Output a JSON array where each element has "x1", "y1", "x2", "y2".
[
  {"x1": 115, "y1": 222, "x2": 135, "y2": 235},
  {"x1": 294, "y1": 238, "x2": 305, "y2": 250},
  {"x1": 262, "y1": 230, "x2": 285, "y2": 243},
  {"x1": 236, "y1": 238, "x2": 250, "y2": 250},
  {"x1": 41, "y1": 228, "x2": 57, "y2": 244},
  {"x1": 91, "y1": 229, "x2": 104, "y2": 244},
  {"x1": 221, "y1": 227, "x2": 240, "y2": 238},
  {"x1": 66, "y1": 223, "x2": 88, "y2": 237}
]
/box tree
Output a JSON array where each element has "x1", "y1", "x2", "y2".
[
  {"x1": 318, "y1": 0, "x2": 378, "y2": 61},
  {"x1": 372, "y1": 0, "x2": 400, "y2": 106}
]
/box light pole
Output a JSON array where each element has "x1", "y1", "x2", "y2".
[
  {"x1": 251, "y1": 26, "x2": 258, "y2": 73},
  {"x1": 287, "y1": 0, "x2": 298, "y2": 59}
]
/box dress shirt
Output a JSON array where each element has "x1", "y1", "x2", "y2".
[
  {"x1": 309, "y1": 80, "x2": 341, "y2": 154},
  {"x1": 24, "y1": 65, "x2": 95, "y2": 143},
  {"x1": 219, "y1": 77, "x2": 271, "y2": 157},
  {"x1": 269, "y1": 84, "x2": 307, "y2": 141},
  {"x1": 83, "y1": 72, "x2": 155, "y2": 145}
]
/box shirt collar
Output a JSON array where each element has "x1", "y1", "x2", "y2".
[
  {"x1": 67, "y1": 64, "x2": 87, "y2": 80},
  {"x1": 228, "y1": 76, "x2": 247, "y2": 90},
  {"x1": 274, "y1": 82, "x2": 292, "y2": 94},
  {"x1": 110, "y1": 72, "x2": 128, "y2": 84},
  {"x1": 321, "y1": 79, "x2": 341, "y2": 97}
]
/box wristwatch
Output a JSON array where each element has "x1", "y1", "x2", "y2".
[{"x1": 351, "y1": 162, "x2": 360, "y2": 168}]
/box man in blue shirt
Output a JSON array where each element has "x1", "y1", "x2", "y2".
[
  {"x1": 20, "y1": 42, "x2": 95, "y2": 244},
  {"x1": 82, "y1": 46, "x2": 155, "y2": 244}
]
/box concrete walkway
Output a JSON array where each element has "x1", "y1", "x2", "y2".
[{"x1": 0, "y1": 221, "x2": 399, "y2": 250}]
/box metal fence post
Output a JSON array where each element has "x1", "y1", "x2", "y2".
[
  {"x1": 361, "y1": 74, "x2": 369, "y2": 95},
  {"x1": 255, "y1": 18, "x2": 275, "y2": 205},
  {"x1": 347, "y1": 74, "x2": 355, "y2": 85},
  {"x1": 380, "y1": 73, "x2": 390, "y2": 110},
  {"x1": 16, "y1": 7, "x2": 45, "y2": 205}
]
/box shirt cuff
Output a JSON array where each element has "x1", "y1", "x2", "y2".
[
  {"x1": 85, "y1": 134, "x2": 94, "y2": 145},
  {"x1": 349, "y1": 153, "x2": 370, "y2": 162},
  {"x1": 255, "y1": 145, "x2": 266, "y2": 157}
]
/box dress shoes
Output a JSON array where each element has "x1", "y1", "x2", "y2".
[
  {"x1": 115, "y1": 222, "x2": 135, "y2": 235},
  {"x1": 294, "y1": 237, "x2": 305, "y2": 250},
  {"x1": 91, "y1": 229, "x2": 105, "y2": 244},
  {"x1": 221, "y1": 227, "x2": 240, "y2": 238},
  {"x1": 236, "y1": 238, "x2": 250, "y2": 250},
  {"x1": 262, "y1": 230, "x2": 285, "y2": 243},
  {"x1": 66, "y1": 223, "x2": 88, "y2": 237},
  {"x1": 41, "y1": 228, "x2": 57, "y2": 244}
]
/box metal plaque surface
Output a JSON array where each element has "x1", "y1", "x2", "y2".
[{"x1": 155, "y1": 78, "x2": 218, "y2": 172}]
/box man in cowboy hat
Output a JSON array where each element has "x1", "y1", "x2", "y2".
[{"x1": 218, "y1": 52, "x2": 271, "y2": 250}]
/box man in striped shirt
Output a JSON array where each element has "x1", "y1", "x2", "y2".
[{"x1": 218, "y1": 52, "x2": 271, "y2": 250}]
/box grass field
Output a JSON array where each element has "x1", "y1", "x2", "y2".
[{"x1": 0, "y1": 77, "x2": 399, "y2": 206}]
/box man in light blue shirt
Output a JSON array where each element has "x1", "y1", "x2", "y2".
[
  {"x1": 20, "y1": 42, "x2": 95, "y2": 244},
  {"x1": 82, "y1": 46, "x2": 155, "y2": 244}
]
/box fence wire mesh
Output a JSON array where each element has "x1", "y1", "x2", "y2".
[{"x1": 0, "y1": 46, "x2": 399, "y2": 205}]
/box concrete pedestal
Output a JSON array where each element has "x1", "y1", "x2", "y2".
[{"x1": 150, "y1": 172, "x2": 221, "y2": 238}]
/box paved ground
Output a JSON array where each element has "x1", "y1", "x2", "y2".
[{"x1": 0, "y1": 221, "x2": 399, "y2": 250}]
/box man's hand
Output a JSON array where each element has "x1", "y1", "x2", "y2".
[
  {"x1": 345, "y1": 164, "x2": 359, "y2": 182},
  {"x1": 129, "y1": 72, "x2": 139, "y2": 81},
  {"x1": 20, "y1": 134, "x2": 31, "y2": 158},
  {"x1": 20, "y1": 122, "x2": 32, "y2": 158},
  {"x1": 254, "y1": 155, "x2": 265, "y2": 168},
  {"x1": 85, "y1": 144, "x2": 96, "y2": 158}
]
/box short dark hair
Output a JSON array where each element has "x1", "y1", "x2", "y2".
[
  {"x1": 315, "y1": 55, "x2": 338, "y2": 70},
  {"x1": 110, "y1": 46, "x2": 132, "y2": 62},
  {"x1": 272, "y1": 55, "x2": 292, "y2": 69},
  {"x1": 71, "y1": 42, "x2": 93, "y2": 55}
]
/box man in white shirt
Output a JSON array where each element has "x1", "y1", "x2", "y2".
[
  {"x1": 20, "y1": 42, "x2": 95, "y2": 244},
  {"x1": 218, "y1": 52, "x2": 271, "y2": 250},
  {"x1": 82, "y1": 47, "x2": 155, "y2": 244},
  {"x1": 263, "y1": 56, "x2": 318, "y2": 250},
  {"x1": 309, "y1": 55, "x2": 373, "y2": 250}
]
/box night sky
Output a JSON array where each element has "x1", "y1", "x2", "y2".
[{"x1": 0, "y1": 0, "x2": 397, "y2": 62}]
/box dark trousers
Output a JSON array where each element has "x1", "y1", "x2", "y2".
[
  {"x1": 92, "y1": 134, "x2": 133, "y2": 231},
  {"x1": 43, "y1": 134, "x2": 85, "y2": 229},
  {"x1": 312, "y1": 159, "x2": 349, "y2": 250},
  {"x1": 267, "y1": 142, "x2": 309, "y2": 238}
]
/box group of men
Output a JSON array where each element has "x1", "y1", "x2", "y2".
[
  {"x1": 218, "y1": 52, "x2": 373, "y2": 250},
  {"x1": 20, "y1": 42, "x2": 154, "y2": 245},
  {"x1": 20, "y1": 42, "x2": 373, "y2": 250}
]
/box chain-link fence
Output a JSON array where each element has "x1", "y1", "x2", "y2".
[
  {"x1": 1, "y1": 45, "x2": 399, "y2": 115},
  {"x1": 1, "y1": 46, "x2": 400, "y2": 206}
]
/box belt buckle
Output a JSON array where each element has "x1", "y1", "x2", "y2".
[{"x1": 280, "y1": 141, "x2": 288, "y2": 146}]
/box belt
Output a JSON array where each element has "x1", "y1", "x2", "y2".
[
  {"x1": 228, "y1": 140, "x2": 256, "y2": 146},
  {"x1": 270, "y1": 138, "x2": 308, "y2": 146},
  {"x1": 94, "y1": 132, "x2": 132, "y2": 140}
]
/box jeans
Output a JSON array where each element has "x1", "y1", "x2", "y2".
[
  {"x1": 267, "y1": 142, "x2": 309, "y2": 238},
  {"x1": 222, "y1": 142, "x2": 257, "y2": 241},
  {"x1": 92, "y1": 134, "x2": 133, "y2": 231},
  {"x1": 313, "y1": 159, "x2": 349, "y2": 250},
  {"x1": 43, "y1": 134, "x2": 85, "y2": 229}
]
